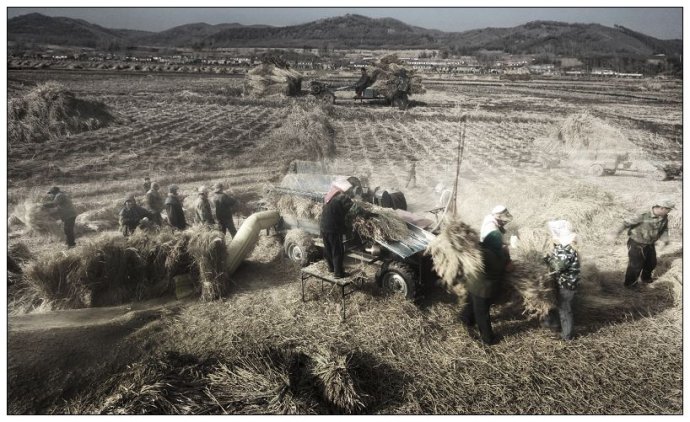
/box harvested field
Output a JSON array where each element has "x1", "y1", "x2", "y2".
[{"x1": 6, "y1": 69, "x2": 682, "y2": 415}]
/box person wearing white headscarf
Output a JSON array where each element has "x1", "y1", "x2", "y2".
[{"x1": 542, "y1": 220, "x2": 581, "y2": 341}]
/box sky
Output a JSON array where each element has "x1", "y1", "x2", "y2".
[{"x1": 5, "y1": 6, "x2": 684, "y2": 40}]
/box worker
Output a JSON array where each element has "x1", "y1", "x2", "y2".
[
  {"x1": 145, "y1": 182, "x2": 164, "y2": 226},
  {"x1": 541, "y1": 220, "x2": 581, "y2": 341},
  {"x1": 212, "y1": 182, "x2": 238, "y2": 237},
  {"x1": 165, "y1": 185, "x2": 187, "y2": 230},
  {"x1": 194, "y1": 186, "x2": 215, "y2": 226},
  {"x1": 43, "y1": 186, "x2": 78, "y2": 248},
  {"x1": 143, "y1": 176, "x2": 151, "y2": 193},
  {"x1": 405, "y1": 160, "x2": 417, "y2": 189},
  {"x1": 320, "y1": 180, "x2": 354, "y2": 278},
  {"x1": 460, "y1": 205, "x2": 513, "y2": 345},
  {"x1": 119, "y1": 194, "x2": 152, "y2": 237},
  {"x1": 609, "y1": 199, "x2": 674, "y2": 289},
  {"x1": 354, "y1": 67, "x2": 370, "y2": 98}
]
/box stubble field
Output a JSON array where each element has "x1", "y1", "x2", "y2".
[{"x1": 6, "y1": 69, "x2": 683, "y2": 414}]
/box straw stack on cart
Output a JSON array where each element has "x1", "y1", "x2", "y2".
[
  {"x1": 245, "y1": 56, "x2": 303, "y2": 97},
  {"x1": 368, "y1": 55, "x2": 425, "y2": 98}
]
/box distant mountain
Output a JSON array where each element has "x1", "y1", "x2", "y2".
[
  {"x1": 7, "y1": 12, "x2": 147, "y2": 48},
  {"x1": 443, "y1": 20, "x2": 682, "y2": 56},
  {"x1": 7, "y1": 12, "x2": 682, "y2": 57},
  {"x1": 134, "y1": 22, "x2": 271, "y2": 47}
]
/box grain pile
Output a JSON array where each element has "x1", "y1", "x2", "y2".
[
  {"x1": 245, "y1": 57, "x2": 303, "y2": 97},
  {"x1": 367, "y1": 55, "x2": 425, "y2": 98},
  {"x1": 8, "y1": 82, "x2": 117, "y2": 144}
]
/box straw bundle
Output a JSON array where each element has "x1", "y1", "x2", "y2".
[
  {"x1": 267, "y1": 193, "x2": 323, "y2": 220},
  {"x1": 11, "y1": 196, "x2": 63, "y2": 237},
  {"x1": 311, "y1": 348, "x2": 366, "y2": 414},
  {"x1": 425, "y1": 218, "x2": 484, "y2": 291},
  {"x1": 8, "y1": 82, "x2": 117, "y2": 144},
  {"x1": 245, "y1": 64, "x2": 303, "y2": 97},
  {"x1": 184, "y1": 226, "x2": 227, "y2": 302},
  {"x1": 349, "y1": 201, "x2": 410, "y2": 242}
]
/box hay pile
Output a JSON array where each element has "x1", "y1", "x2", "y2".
[
  {"x1": 8, "y1": 82, "x2": 117, "y2": 144},
  {"x1": 367, "y1": 55, "x2": 425, "y2": 98},
  {"x1": 12, "y1": 227, "x2": 227, "y2": 313},
  {"x1": 535, "y1": 111, "x2": 635, "y2": 162},
  {"x1": 348, "y1": 201, "x2": 410, "y2": 242},
  {"x1": 61, "y1": 345, "x2": 370, "y2": 415},
  {"x1": 245, "y1": 60, "x2": 303, "y2": 97},
  {"x1": 265, "y1": 192, "x2": 323, "y2": 220},
  {"x1": 255, "y1": 100, "x2": 336, "y2": 166}
]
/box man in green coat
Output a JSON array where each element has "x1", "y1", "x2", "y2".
[{"x1": 610, "y1": 199, "x2": 674, "y2": 289}]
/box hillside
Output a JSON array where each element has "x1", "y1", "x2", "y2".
[{"x1": 7, "y1": 12, "x2": 682, "y2": 56}]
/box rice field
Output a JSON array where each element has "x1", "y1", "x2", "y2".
[{"x1": 6, "y1": 69, "x2": 683, "y2": 414}]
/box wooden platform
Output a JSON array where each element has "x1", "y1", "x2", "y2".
[{"x1": 300, "y1": 261, "x2": 366, "y2": 321}]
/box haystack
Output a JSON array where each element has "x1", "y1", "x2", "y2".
[
  {"x1": 367, "y1": 55, "x2": 425, "y2": 98},
  {"x1": 15, "y1": 227, "x2": 229, "y2": 312},
  {"x1": 535, "y1": 111, "x2": 636, "y2": 163},
  {"x1": 255, "y1": 101, "x2": 336, "y2": 166},
  {"x1": 245, "y1": 58, "x2": 303, "y2": 98},
  {"x1": 8, "y1": 82, "x2": 117, "y2": 144}
]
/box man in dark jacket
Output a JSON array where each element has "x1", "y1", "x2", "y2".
[
  {"x1": 43, "y1": 186, "x2": 78, "y2": 248},
  {"x1": 354, "y1": 67, "x2": 371, "y2": 98},
  {"x1": 320, "y1": 186, "x2": 354, "y2": 278},
  {"x1": 119, "y1": 194, "x2": 152, "y2": 237},
  {"x1": 145, "y1": 182, "x2": 164, "y2": 226},
  {"x1": 212, "y1": 182, "x2": 238, "y2": 236},
  {"x1": 165, "y1": 185, "x2": 187, "y2": 230},
  {"x1": 610, "y1": 199, "x2": 674, "y2": 289},
  {"x1": 460, "y1": 205, "x2": 513, "y2": 345}
]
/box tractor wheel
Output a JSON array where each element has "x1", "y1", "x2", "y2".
[
  {"x1": 588, "y1": 164, "x2": 605, "y2": 176},
  {"x1": 284, "y1": 229, "x2": 317, "y2": 267},
  {"x1": 376, "y1": 261, "x2": 417, "y2": 299}
]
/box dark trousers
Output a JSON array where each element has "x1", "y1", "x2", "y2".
[
  {"x1": 150, "y1": 212, "x2": 163, "y2": 226},
  {"x1": 219, "y1": 218, "x2": 237, "y2": 237},
  {"x1": 544, "y1": 288, "x2": 576, "y2": 340},
  {"x1": 461, "y1": 293, "x2": 495, "y2": 344},
  {"x1": 625, "y1": 238, "x2": 657, "y2": 286},
  {"x1": 322, "y1": 232, "x2": 345, "y2": 276},
  {"x1": 63, "y1": 216, "x2": 76, "y2": 247}
]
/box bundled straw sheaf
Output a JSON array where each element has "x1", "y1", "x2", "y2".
[
  {"x1": 502, "y1": 250, "x2": 558, "y2": 319},
  {"x1": 425, "y1": 218, "x2": 484, "y2": 290},
  {"x1": 185, "y1": 226, "x2": 227, "y2": 301},
  {"x1": 8, "y1": 82, "x2": 117, "y2": 144},
  {"x1": 311, "y1": 348, "x2": 366, "y2": 414}
]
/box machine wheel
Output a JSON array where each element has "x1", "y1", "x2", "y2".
[
  {"x1": 320, "y1": 92, "x2": 336, "y2": 104},
  {"x1": 588, "y1": 164, "x2": 605, "y2": 176},
  {"x1": 376, "y1": 261, "x2": 417, "y2": 299},
  {"x1": 284, "y1": 229, "x2": 317, "y2": 267}
]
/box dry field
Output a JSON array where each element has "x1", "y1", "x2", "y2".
[{"x1": 6, "y1": 69, "x2": 683, "y2": 414}]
